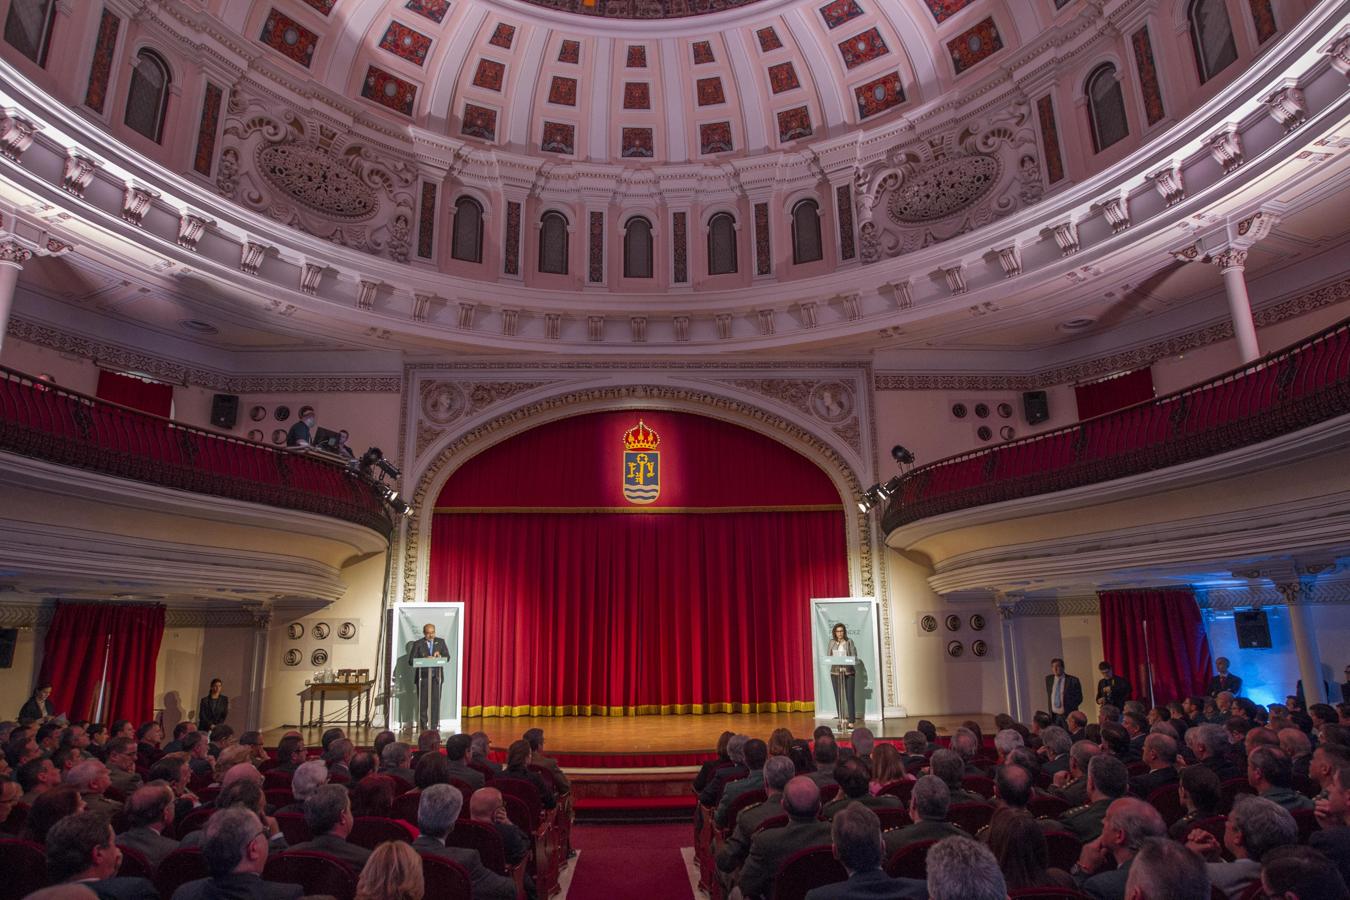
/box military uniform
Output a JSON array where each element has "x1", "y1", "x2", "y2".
[
  {"x1": 882, "y1": 817, "x2": 964, "y2": 858},
  {"x1": 83, "y1": 792, "x2": 124, "y2": 819},
  {"x1": 1057, "y1": 797, "x2": 1112, "y2": 843},
  {"x1": 737, "y1": 816, "x2": 832, "y2": 900},
  {"x1": 1259, "y1": 786, "x2": 1314, "y2": 812},
  {"x1": 1049, "y1": 775, "x2": 1089, "y2": 808},
  {"x1": 716, "y1": 794, "x2": 784, "y2": 885},
  {"x1": 821, "y1": 792, "x2": 901, "y2": 819},
  {"x1": 108, "y1": 767, "x2": 143, "y2": 798}
]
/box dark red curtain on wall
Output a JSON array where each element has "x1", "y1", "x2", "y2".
[
  {"x1": 96, "y1": 370, "x2": 173, "y2": 418},
  {"x1": 101, "y1": 604, "x2": 166, "y2": 725},
  {"x1": 1075, "y1": 367, "x2": 1155, "y2": 420},
  {"x1": 1098, "y1": 588, "x2": 1213, "y2": 706},
  {"x1": 426, "y1": 410, "x2": 850, "y2": 716},
  {"x1": 36, "y1": 602, "x2": 165, "y2": 724}
]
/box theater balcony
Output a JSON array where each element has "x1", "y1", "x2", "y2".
[{"x1": 881, "y1": 316, "x2": 1350, "y2": 603}]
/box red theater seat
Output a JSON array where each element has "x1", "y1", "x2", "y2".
[
  {"x1": 771, "y1": 846, "x2": 847, "y2": 900},
  {"x1": 265, "y1": 850, "x2": 357, "y2": 900}
]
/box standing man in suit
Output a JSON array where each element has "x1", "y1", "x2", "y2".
[
  {"x1": 407, "y1": 623, "x2": 449, "y2": 731},
  {"x1": 1095, "y1": 661, "x2": 1131, "y2": 710},
  {"x1": 1046, "y1": 658, "x2": 1083, "y2": 727},
  {"x1": 1208, "y1": 658, "x2": 1243, "y2": 697}
]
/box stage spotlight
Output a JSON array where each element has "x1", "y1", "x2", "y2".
[
  {"x1": 891, "y1": 445, "x2": 915, "y2": 465},
  {"x1": 857, "y1": 484, "x2": 885, "y2": 513},
  {"x1": 877, "y1": 475, "x2": 903, "y2": 500},
  {"x1": 382, "y1": 486, "x2": 413, "y2": 517},
  {"x1": 361, "y1": 446, "x2": 402, "y2": 480}
]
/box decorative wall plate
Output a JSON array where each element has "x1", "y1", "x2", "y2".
[
  {"x1": 945, "y1": 614, "x2": 961, "y2": 631},
  {"x1": 250, "y1": 405, "x2": 267, "y2": 421},
  {"x1": 974, "y1": 402, "x2": 990, "y2": 418},
  {"x1": 312, "y1": 622, "x2": 331, "y2": 640},
  {"x1": 248, "y1": 429, "x2": 264, "y2": 442},
  {"x1": 287, "y1": 623, "x2": 304, "y2": 640},
  {"x1": 272, "y1": 429, "x2": 286, "y2": 444},
  {"x1": 920, "y1": 614, "x2": 938, "y2": 633},
  {"x1": 947, "y1": 640, "x2": 964, "y2": 657},
  {"x1": 977, "y1": 425, "x2": 993, "y2": 441},
  {"x1": 1000, "y1": 426, "x2": 1016, "y2": 441},
  {"x1": 997, "y1": 402, "x2": 1013, "y2": 419},
  {"x1": 338, "y1": 621, "x2": 358, "y2": 640},
  {"x1": 274, "y1": 405, "x2": 291, "y2": 422},
  {"x1": 283, "y1": 649, "x2": 302, "y2": 666},
  {"x1": 969, "y1": 614, "x2": 986, "y2": 631},
  {"x1": 311, "y1": 648, "x2": 329, "y2": 666},
  {"x1": 972, "y1": 639, "x2": 989, "y2": 657},
  {"x1": 951, "y1": 403, "x2": 968, "y2": 418}
]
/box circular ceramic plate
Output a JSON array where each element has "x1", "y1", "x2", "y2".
[
  {"x1": 274, "y1": 405, "x2": 290, "y2": 422},
  {"x1": 947, "y1": 640, "x2": 964, "y2": 657},
  {"x1": 920, "y1": 614, "x2": 938, "y2": 633},
  {"x1": 249, "y1": 405, "x2": 267, "y2": 421},
  {"x1": 945, "y1": 614, "x2": 961, "y2": 632}
]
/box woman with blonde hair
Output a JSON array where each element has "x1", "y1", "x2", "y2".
[
  {"x1": 869, "y1": 742, "x2": 908, "y2": 793},
  {"x1": 356, "y1": 841, "x2": 425, "y2": 900},
  {"x1": 767, "y1": 727, "x2": 794, "y2": 757}
]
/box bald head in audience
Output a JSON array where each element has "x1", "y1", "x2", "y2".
[
  {"x1": 221, "y1": 762, "x2": 262, "y2": 790},
  {"x1": 469, "y1": 786, "x2": 505, "y2": 822},
  {"x1": 782, "y1": 775, "x2": 821, "y2": 819}
]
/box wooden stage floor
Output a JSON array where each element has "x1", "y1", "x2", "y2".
[{"x1": 263, "y1": 713, "x2": 994, "y2": 755}]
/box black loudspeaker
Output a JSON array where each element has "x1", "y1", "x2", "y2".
[
  {"x1": 210, "y1": 393, "x2": 239, "y2": 429},
  {"x1": 0, "y1": 628, "x2": 16, "y2": 668},
  {"x1": 1234, "y1": 610, "x2": 1272, "y2": 649},
  {"x1": 1023, "y1": 390, "x2": 1050, "y2": 425}
]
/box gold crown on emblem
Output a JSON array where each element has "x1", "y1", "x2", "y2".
[{"x1": 623, "y1": 420, "x2": 660, "y2": 451}]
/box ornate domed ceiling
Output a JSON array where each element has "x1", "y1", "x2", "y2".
[{"x1": 214, "y1": 0, "x2": 1022, "y2": 160}]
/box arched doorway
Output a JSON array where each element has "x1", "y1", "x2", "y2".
[{"x1": 424, "y1": 409, "x2": 850, "y2": 716}]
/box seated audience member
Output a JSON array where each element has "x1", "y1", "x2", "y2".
[
  {"x1": 1069, "y1": 797, "x2": 1167, "y2": 900},
  {"x1": 20, "y1": 684, "x2": 57, "y2": 722},
  {"x1": 443, "y1": 734, "x2": 485, "y2": 790},
  {"x1": 849, "y1": 728, "x2": 876, "y2": 767},
  {"x1": 324, "y1": 738, "x2": 354, "y2": 782},
  {"x1": 149, "y1": 756, "x2": 200, "y2": 822},
  {"x1": 993, "y1": 729, "x2": 1024, "y2": 765},
  {"x1": 1187, "y1": 723, "x2": 1242, "y2": 782},
  {"x1": 183, "y1": 779, "x2": 285, "y2": 852},
  {"x1": 209, "y1": 726, "x2": 236, "y2": 759},
  {"x1": 349, "y1": 774, "x2": 397, "y2": 819},
  {"x1": 883, "y1": 774, "x2": 962, "y2": 858},
  {"x1": 1059, "y1": 754, "x2": 1129, "y2": 843},
  {"x1": 788, "y1": 741, "x2": 816, "y2": 776},
  {"x1": 1170, "y1": 764, "x2": 1224, "y2": 840},
  {"x1": 736, "y1": 776, "x2": 830, "y2": 900},
  {"x1": 803, "y1": 802, "x2": 925, "y2": 900},
  {"x1": 238, "y1": 732, "x2": 267, "y2": 766},
  {"x1": 348, "y1": 751, "x2": 377, "y2": 784},
  {"x1": 411, "y1": 784, "x2": 517, "y2": 900},
  {"x1": 1039, "y1": 726, "x2": 1072, "y2": 777},
  {"x1": 182, "y1": 733, "x2": 213, "y2": 780},
  {"x1": 502, "y1": 739, "x2": 556, "y2": 811},
  {"x1": 717, "y1": 756, "x2": 795, "y2": 878},
  {"x1": 869, "y1": 744, "x2": 908, "y2": 792},
  {"x1": 1122, "y1": 837, "x2": 1211, "y2": 900},
  {"x1": 413, "y1": 750, "x2": 451, "y2": 789},
  {"x1": 1130, "y1": 733, "x2": 1180, "y2": 798},
  {"x1": 319, "y1": 729, "x2": 344, "y2": 754},
  {"x1": 51, "y1": 747, "x2": 87, "y2": 776},
  {"x1": 522, "y1": 728, "x2": 570, "y2": 795},
  {"x1": 1186, "y1": 794, "x2": 1298, "y2": 900},
  {"x1": 985, "y1": 807, "x2": 1074, "y2": 891},
  {"x1": 1066, "y1": 710, "x2": 1089, "y2": 742},
  {"x1": 1279, "y1": 728, "x2": 1313, "y2": 778},
  {"x1": 172, "y1": 806, "x2": 301, "y2": 900},
  {"x1": 354, "y1": 840, "x2": 424, "y2": 900},
  {"x1": 928, "y1": 749, "x2": 987, "y2": 805},
  {"x1": 914, "y1": 721, "x2": 938, "y2": 747},
  {"x1": 277, "y1": 760, "x2": 327, "y2": 815},
  {"x1": 272, "y1": 736, "x2": 305, "y2": 776},
  {"x1": 414, "y1": 731, "x2": 440, "y2": 761},
  {"x1": 948, "y1": 728, "x2": 983, "y2": 776},
  {"x1": 45, "y1": 811, "x2": 157, "y2": 900},
  {"x1": 469, "y1": 733, "x2": 502, "y2": 775},
  {"x1": 1248, "y1": 746, "x2": 1314, "y2": 811},
  {"x1": 1260, "y1": 846, "x2": 1349, "y2": 900},
  {"x1": 163, "y1": 722, "x2": 195, "y2": 755},
  {"x1": 379, "y1": 743, "x2": 416, "y2": 785},
  {"x1": 1049, "y1": 740, "x2": 1101, "y2": 807},
  {"x1": 823, "y1": 758, "x2": 901, "y2": 819},
  {"x1": 1310, "y1": 758, "x2": 1350, "y2": 885},
  {"x1": 25, "y1": 785, "x2": 86, "y2": 843},
  {"x1": 104, "y1": 739, "x2": 143, "y2": 797},
  {"x1": 694, "y1": 731, "x2": 736, "y2": 794},
  {"x1": 468, "y1": 787, "x2": 530, "y2": 868},
  {"x1": 1309, "y1": 743, "x2": 1350, "y2": 801},
  {"x1": 926, "y1": 835, "x2": 1005, "y2": 900},
  {"x1": 213, "y1": 746, "x2": 253, "y2": 783},
  {"x1": 219, "y1": 762, "x2": 263, "y2": 793},
  {"x1": 716, "y1": 739, "x2": 769, "y2": 827},
  {"x1": 1099, "y1": 723, "x2": 1134, "y2": 763},
  {"x1": 898, "y1": 732, "x2": 927, "y2": 774},
  {"x1": 283, "y1": 783, "x2": 370, "y2": 868},
  {"x1": 371, "y1": 732, "x2": 396, "y2": 762},
  {"x1": 979, "y1": 764, "x2": 1045, "y2": 834},
  {"x1": 20, "y1": 756, "x2": 63, "y2": 804},
  {"x1": 767, "y1": 728, "x2": 794, "y2": 759},
  {"x1": 1122, "y1": 712, "x2": 1148, "y2": 757},
  {"x1": 116, "y1": 784, "x2": 181, "y2": 871},
  {"x1": 809, "y1": 736, "x2": 840, "y2": 788},
  {"x1": 1, "y1": 775, "x2": 21, "y2": 824},
  {"x1": 699, "y1": 735, "x2": 750, "y2": 807}
]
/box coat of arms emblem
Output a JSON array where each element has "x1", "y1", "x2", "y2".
[{"x1": 622, "y1": 420, "x2": 660, "y2": 504}]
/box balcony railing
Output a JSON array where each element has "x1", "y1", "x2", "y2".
[
  {"x1": 882, "y1": 316, "x2": 1350, "y2": 533},
  {"x1": 0, "y1": 367, "x2": 394, "y2": 537}
]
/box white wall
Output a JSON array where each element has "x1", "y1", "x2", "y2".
[{"x1": 1203, "y1": 604, "x2": 1350, "y2": 707}]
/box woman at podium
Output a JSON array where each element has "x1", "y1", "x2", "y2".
[{"x1": 828, "y1": 623, "x2": 857, "y2": 728}]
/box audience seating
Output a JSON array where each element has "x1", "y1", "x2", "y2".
[
  {"x1": 874, "y1": 807, "x2": 911, "y2": 831},
  {"x1": 448, "y1": 778, "x2": 477, "y2": 809},
  {"x1": 175, "y1": 805, "x2": 217, "y2": 838},
  {"x1": 885, "y1": 838, "x2": 938, "y2": 879},
  {"x1": 447, "y1": 819, "x2": 511, "y2": 876},
  {"x1": 197, "y1": 785, "x2": 221, "y2": 804},
  {"x1": 1042, "y1": 831, "x2": 1081, "y2": 872},
  {"x1": 1217, "y1": 778, "x2": 1256, "y2": 814},
  {"x1": 771, "y1": 846, "x2": 847, "y2": 900},
  {"x1": 1008, "y1": 889, "x2": 1090, "y2": 899},
  {"x1": 118, "y1": 844, "x2": 154, "y2": 879},
  {"x1": 263, "y1": 769, "x2": 294, "y2": 788},
  {"x1": 265, "y1": 788, "x2": 295, "y2": 808},
  {"x1": 947, "y1": 802, "x2": 995, "y2": 834},
  {"x1": 753, "y1": 814, "x2": 790, "y2": 836},
  {"x1": 387, "y1": 775, "x2": 415, "y2": 795},
  {"x1": 349, "y1": 816, "x2": 417, "y2": 849},
  {"x1": 961, "y1": 775, "x2": 996, "y2": 799},
  {"x1": 273, "y1": 811, "x2": 313, "y2": 845},
  {"x1": 1290, "y1": 808, "x2": 1320, "y2": 845},
  {"x1": 0, "y1": 803, "x2": 28, "y2": 835},
  {"x1": 720, "y1": 789, "x2": 768, "y2": 837},
  {"x1": 467, "y1": 761, "x2": 495, "y2": 782},
  {"x1": 392, "y1": 789, "x2": 422, "y2": 824},
  {"x1": 1027, "y1": 795, "x2": 1070, "y2": 819},
  {"x1": 154, "y1": 848, "x2": 209, "y2": 898},
  {"x1": 877, "y1": 780, "x2": 915, "y2": 805},
  {"x1": 1145, "y1": 784, "x2": 1184, "y2": 826},
  {"x1": 818, "y1": 783, "x2": 841, "y2": 803},
  {"x1": 0, "y1": 838, "x2": 48, "y2": 900},
  {"x1": 1291, "y1": 774, "x2": 1319, "y2": 799},
  {"x1": 417, "y1": 853, "x2": 473, "y2": 900},
  {"x1": 265, "y1": 850, "x2": 358, "y2": 900},
  {"x1": 1189, "y1": 815, "x2": 1227, "y2": 844}
]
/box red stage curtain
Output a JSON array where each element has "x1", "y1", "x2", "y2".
[
  {"x1": 1098, "y1": 589, "x2": 1213, "y2": 706},
  {"x1": 428, "y1": 409, "x2": 849, "y2": 716},
  {"x1": 37, "y1": 602, "x2": 119, "y2": 722},
  {"x1": 96, "y1": 370, "x2": 173, "y2": 418},
  {"x1": 100, "y1": 604, "x2": 166, "y2": 726},
  {"x1": 1075, "y1": 367, "x2": 1155, "y2": 420}
]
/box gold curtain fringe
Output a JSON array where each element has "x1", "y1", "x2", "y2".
[
  {"x1": 464, "y1": 701, "x2": 816, "y2": 717},
  {"x1": 434, "y1": 505, "x2": 843, "y2": 515}
]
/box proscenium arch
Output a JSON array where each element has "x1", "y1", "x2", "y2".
[{"x1": 397, "y1": 383, "x2": 896, "y2": 709}]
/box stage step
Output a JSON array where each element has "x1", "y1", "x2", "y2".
[{"x1": 571, "y1": 770, "x2": 698, "y2": 823}]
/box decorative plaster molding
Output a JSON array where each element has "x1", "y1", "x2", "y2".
[{"x1": 0, "y1": 601, "x2": 266, "y2": 629}]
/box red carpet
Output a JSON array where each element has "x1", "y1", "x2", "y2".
[{"x1": 566, "y1": 823, "x2": 694, "y2": 900}]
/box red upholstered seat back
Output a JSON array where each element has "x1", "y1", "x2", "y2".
[
  {"x1": 418, "y1": 853, "x2": 473, "y2": 900},
  {"x1": 349, "y1": 816, "x2": 417, "y2": 850},
  {"x1": 1042, "y1": 831, "x2": 1082, "y2": 871},
  {"x1": 1146, "y1": 783, "x2": 1184, "y2": 826},
  {"x1": 948, "y1": 801, "x2": 995, "y2": 833},
  {"x1": 448, "y1": 819, "x2": 509, "y2": 875},
  {"x1": 117, "y1": 844, "x2": 154, "y2": 879},
  {"x1": 175, "y1": 805, "x2": 216, "y2": 839},
  {"x1": 154, "y1": 848, "x2": 209, "y2": 899},
  {"x1": 265, "y1": 850, "x2": 358, "y2": 900},
  {"x1": 392, "y1": 789, "x2": 421, "y2": 826},
  {"x1": 771, "y1": 846, "x2": 847, "y2": 900},
  {"x1": 884, "y1": 838, "x2": 937, "y2": 879},
  {"x1": 273, "y1": 811, "x2": 312, "y2": 845},
  {"x1": 0, "y1": 838, "x2": 48, "y2": 900}
]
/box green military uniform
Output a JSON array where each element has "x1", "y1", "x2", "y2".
[
  {"x1": 1049, "y1": 775, "x2": 1088, "y2": 808},
  {"x1": 882, "y1": 817, "x2": 965, "y2": 858},
  {"x1": 1058, "y1": 797, "x2": 1112, "y2": 843},
  {"x1": 716, "y1": 794, "x2": 784, "y2": 886},
  {"x1": 738, "y1": 816, "x2": 832, "y2": 900},
  {"x1": 108, "y1": 767, "x2": 143, "y2": 797},
  {"x1": 1259, "y1": 786, "x2": 1314, "y2": 812},
  {"x1": 82, "y1": 792, "x2": 124, "y2": 819},
  {"x1": 822, "y1": 792, "x2": 902, "y2": 819}
]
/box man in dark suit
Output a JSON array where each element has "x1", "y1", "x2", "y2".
[
  {"x1": 444, "y1": 734, "x2": 486, "y2": 790},
  {"x1": 47, "y1": 813, "x2": 157, "y2": 900},
  {"x1": 412, "y1": 784, "x2": 516, "y2": 900},
  {"x1": 171, "y1": 807, "x2": 302, "y2": 900},
  {"x1": 468, "y1": 787, "x2": 530, "y2": 868},
  {"x1": 1207, "y1": 657, "x2": 1242, "y2": 697},
  {"x1": 1045, "y1": 658, "x2": 1083, "y2": 726},
  {"x1": 408, "y1": 623, "x2": 450, "y2": 731},
  {"x1": 882, "y1": 775, "x2": 964, "y2": 859},
  {"x1": 116, "y1": 784, "x2": 181, "y2": 872},
  {"x1": 736, "y1": 776, "x2": 832, "y2": 900},
  {"x1": 718, "y1": 756, "x2": 795, "y2": 880},
  {"x1": 271, "y1": 735, "x2": 305, "y2": 775},
  {"x1": 1068, "y1": 798, "x2": 1169, "y2": 900},
  {"x1": 1309, "y1": 760, "x2": 1350, "y2": 886},
  {"x1": 1129, "y1": 734, "x2": 1180, "y2": 799},
  {"x1": 804, "y1": 803, "x2": 926, "y2": 900},
  {"x1": 1095, "y1": 661, "x2": 1131, "y2": 710},
  {"x1": 522, "y1": 728, "x2": 570, "y2": 795},
  {"x1": 821, "y1": 758, "x2": 901, "y2": 819},
  {"x1": 380, "y1": 742, "x2": 417, "y2": 786},
  {"x1": 282, "y1": 784, "x2": 370, "y2": 869}
]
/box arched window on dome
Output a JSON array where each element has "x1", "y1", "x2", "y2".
[
  {"x1": 707, "y1": 212, "x2": 737, "y2": 276},
  {"x1": 3, "y1": 0, "x2": 56, "y2": 66},
  {"x1": 538, "y1": 210, "x2": 569, "y2": 275},
  {"x1": 451, "y1": 196, "x2": 484, "y2": 263},
  {"x1": 1188, "y1": 0, "x2": 1238, "y2": 84},
  {"x1": 124, "y1": 49, "x2": 172, "y2": 143},
  {"x1": 791, "y1": 199, "x2": 823, "y2": 265},
  {"x1": 1085, "y1": 64, "x2": 1129, "y2": 153},
  {"x1": 623, "y1": 216, "x2": 654, "y2": 279}
]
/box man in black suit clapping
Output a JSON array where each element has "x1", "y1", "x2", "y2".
[
  {"x1": 408, "y1": 623, "x2": 450, "y2": 731},
  {"x1": 1045, "y1": 658, "x2": 1083, "y2": 726}
]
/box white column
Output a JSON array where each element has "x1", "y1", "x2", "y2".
[
  {"x1": 245, "y1": 607, "x2": 272, "y2": 732},
  {"x1": 1213, "y1": 249, "x2": 1261, "y2": 363},
  {"x1": 1280, "y1": 581, "x2": 1325, "y2": 705},
  {"x1": 998, "y1": 600, "x2": 1023, "y2": 722},
  {"x1": 0, "y1": 240, "x2": 33, "y2": 358}
]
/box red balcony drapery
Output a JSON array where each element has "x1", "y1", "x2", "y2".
[
  {"x1": 426, "y1": 410, "x2": 849, "y2": 716},
  {"x1": 95, "y1": 370, "x2": 173, "y2": 418},
  {"x1": 37, "y1": 601, "x2": 165, "y2": 724},
  {"x1": 1098, "y1": 588, "x2": 1213, "y2": 706},
  {"x1": 1074, "y1": 367, "x2": 1155, "y2": 420}
]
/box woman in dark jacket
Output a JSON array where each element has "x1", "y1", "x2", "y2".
[
  {"x1": 501, "y1": 739, "x2": 556, "y2": 810},
  {"x1": 19, "y1": 684, "x2": 55, "y2": 722},
  {"x1": 197, "y1": 678, "x2": 229, "y2": 731}
]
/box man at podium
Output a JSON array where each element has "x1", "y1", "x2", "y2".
[{"x1": 408, "y1": 623, "x2": 450, "y2": 730}]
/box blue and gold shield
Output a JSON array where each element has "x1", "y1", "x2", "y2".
[{"x1": 622, "y1": 420, "x2": 661, "y2": 505}]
